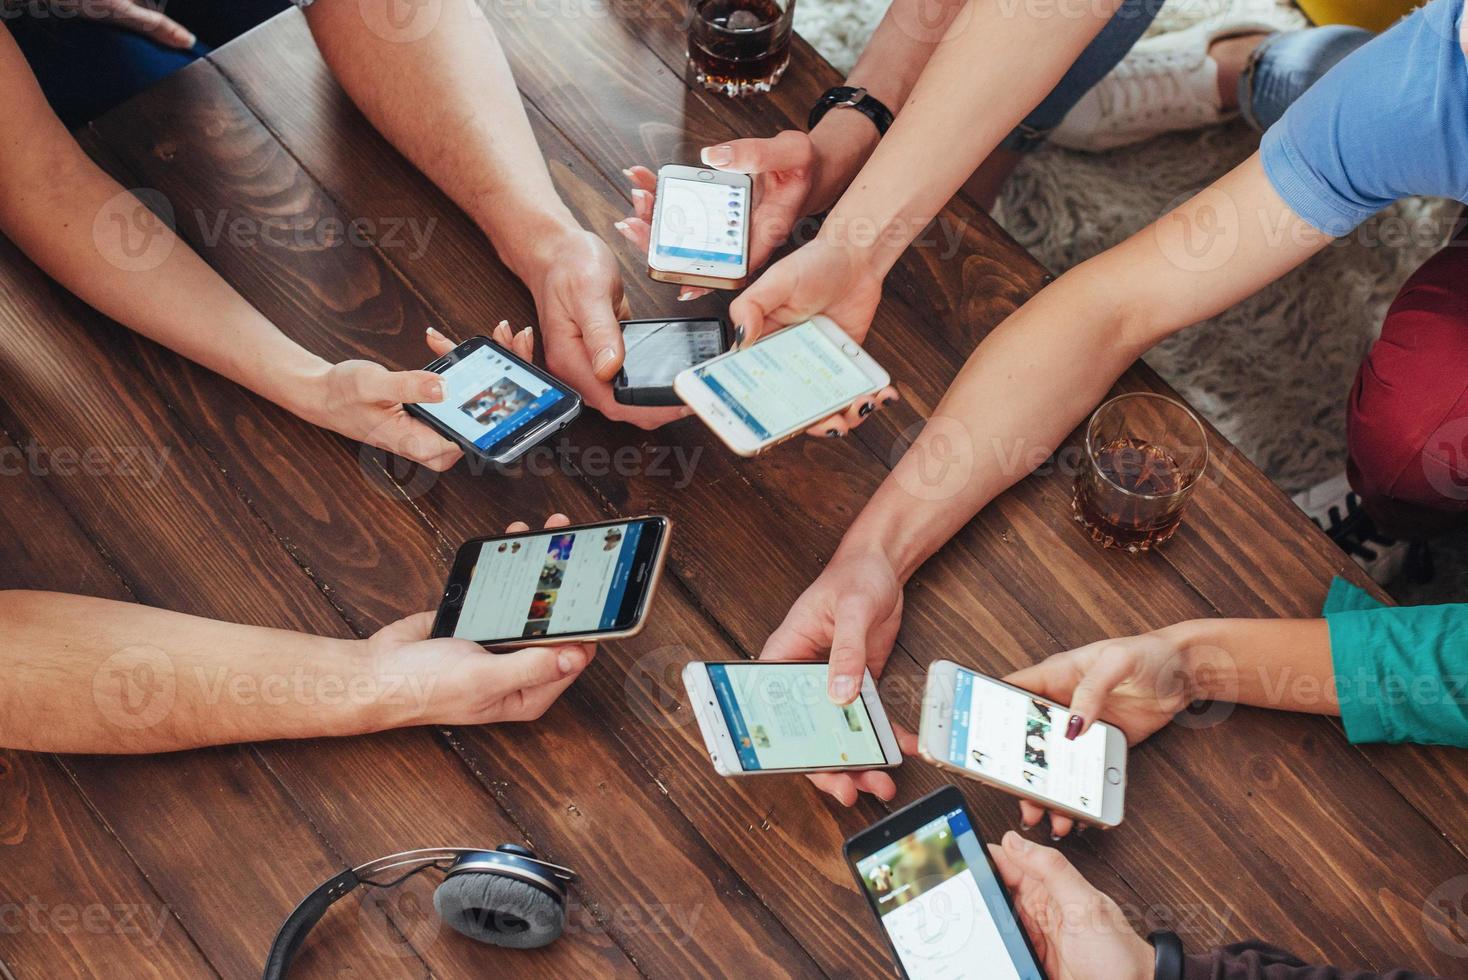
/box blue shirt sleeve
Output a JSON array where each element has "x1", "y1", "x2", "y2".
[
  {"x1": 1323, "y1": 577, "x2": 1468, "y2": 746},
  {"x1": 1260, "y1": 0, "x2": 1468, "y2": 235}
]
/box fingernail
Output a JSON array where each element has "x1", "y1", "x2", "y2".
[
  {"x1": 428, "y1": 381, "x2": 445, "y2": 401},
  {"x1": 858, "y1": 401, "x2": 875, "y2": 417},
  {"x1": 825, "y1": 428, "x2": 841, "y2": 438},
  {"x1": 621, "y1": 168, "x2": 635, "y2": 179},
  {"x1": 1019, "y1": 821, "x2": 1034, "y2": 832},
  {"x1": 733, "y1": 324, "x2": 745, "y2": 347},
  {"x1": 829, "y1": 676, "x2": 857, "y2": 704},
  {"x1": 182, "y1": 31, "x2": 197, "y2": 49},
  {"x1": 426, "y1": 326, "x2": 444, "y2": 338},
  {"x1": 677, "y1": 289, "x2": 694, "y2": 301},
  {"x1": 882, "y1": 395, "x2": 898, "y2": 406},
  {"x1": 1050, "y1": 833, "x2": 1063, "y2": 842},
  {"x1": 558, "y1": 651, "x2": 580, "y2": 674},
  {"x1": 1065, "y1": 715, "x2": 1083, "y2": 740},
  {"x1": 517, "y1": 327, "x2": 534, "y2": 343},
  {"x1": 614, "y1": 220, "x2": 630, "y2": 233},
  {"x1": 701, "y1": 144, "x2": 733, "y2": 167},
  {"x1": 631, "y1": 188, "x2": 650, "y2": 206},
  {"x1": 592, "y1": 347, "x2": 616, "y2": 372}
]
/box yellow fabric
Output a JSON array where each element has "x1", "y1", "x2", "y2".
[{"x1": 1294, "y1": 0, "x2": 1421, "y2": 32}]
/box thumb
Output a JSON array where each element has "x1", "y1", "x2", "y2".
[
  {"x1": 577, "y1": 296, "x2": 626, "y2": 380},
  {"x1": 110, "y1": 2, "x2": 196, "y2": 49},
  {"x1": 729, "y1": 266, "x2": 787, "y2": 348},
  {"x1": 376, "y1": 611, "x2": 437, "y2": 644},
  {"x1": 828, "y1": 594, "x2": 878, "y2": 705},
  {"x1": 701, "y1": 132, "x2": 812, "y2": 175},
  {"x1": 1000, "y1": 832, "x2": 1096, "y2": 906},
  {"x1": 368, "y1": 368, "x2": 445, "y2": 406},
  {"x1": 487, "y1": 645, "x2": 583, "y2": 696}
]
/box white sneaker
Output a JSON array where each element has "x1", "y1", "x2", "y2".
[
  {"x1": 1049, "y1": 4, "x2": 1288, "y2": 152},
  {"x1": 1292, "y1": 472, "x2": 1410, "y2": 584}
]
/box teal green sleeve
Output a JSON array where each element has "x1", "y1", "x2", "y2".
[{"x1": 1323, "y1": 577, "x2": 1468, "y2": 747}]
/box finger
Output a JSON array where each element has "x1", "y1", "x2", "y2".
[
  {"x1": 1019, "y1": 800, "x2": 1046, "y2": 831},
  {"x1": 377, "y1": 610, "x2": 438, "y2": 644},
  {"x1": 805, "y1": 413, "x2": 851, "y2": 439},
  {"x1": 729, "y1": 260, "x2": 798, "y2": 347},
  {"x1": 1000, "y1": 832, "x2": 1095, "y2": 906},
  {"x1": 1048, "y1": 813, "x2": 1075, "y2": 839},
  {"x1": 491, "y1": 319, "x2": 514, "y2": 348},
  {"x1": 988, "y1": 842, "x2": 1025, "y2": 891},
  {"x1": 828, "y1": 594, "x2": 878, "y2": 704},
  {"x1": 487, "y1": 644, "x2": 584, "y2": 697},
  {"x1": 630, "y1": 187, "x2": 655, "y2": 223},
  {"x1": 505, "y1": 521, "x2": 531, "y2": 533},
  {"x1": 425, "y1": 325, "x2": 459, "y2": 357},
  {"x1": 894, "y1": 724, "x2": 920, "y2": 757},
  {"x1": 1069, "y1": 644, "x2": 1140, "y2": 737},
  {"x1": 511, "y1": 326, "x2": 536, "y2": 362},
  {"x1": 423, "y1": 444, "x2": 465, "y2": 472},
  {"x1": 498, "y1": 644, "x2": 596, "y2": 721},
  {"x1": 842, "y1": 395, "x2": 881, "y2": 430},
  {"x1": 109, "y1": 1, "x2": 196, "y2": 49},
  {"x1": 677, "y1": 286, "x2": 714, "y2": 302},
  {"x1": 807, "y1": 772, "x2": 859, "y2": 807},
  {"x1": 623, "y1": 166, "x2": 658, "y2": 194},
  {"x1": 614, "y1": 217, "x2": 652, "y2": 253},
  {"x1": 575, "y1": 297, "x2": 626, "y2": 380},
  {"x1": 701, "y1": 132, "x2": 813, "y2": 175},
  {"x1": 542, "y1": 513, "x2": 571, "y2": 528},
  {"x1": 851, "y1": 770, "x2": 898, "y2": 802}
]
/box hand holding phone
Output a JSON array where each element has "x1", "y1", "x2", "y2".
[
  {"x1": 919, "y1": 662, "x2": 1128, "y2": 832},
  {"x1": 674, "y1": 316, "x2": 895, "y2": 454},
  {"x1": 613, "y1": 317, "x2": 731, "y2": 406},
  {"x1": 645, "y1": 164, "x2": 752, "y2": 290}
]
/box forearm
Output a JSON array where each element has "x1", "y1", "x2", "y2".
[
  {"x1": 821, "y1": 0, "x2": 1122, "y2": 271},
  {"x1": 0, "y1": 592, "x2": 408, "y2": 753},
  {"x1": 804, "y1": 0, "x2": 970, "y2": 211},
  {"x1": 1163, "y1": 618, "x2": 1338, "y2": 716},
  {"x1": 303, "y1": 0, "x2": 577, "y2": 281}
]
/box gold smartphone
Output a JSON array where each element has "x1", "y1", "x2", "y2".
[{"x1": 647, "y1": 164, "x2": 752, "y2": 290}]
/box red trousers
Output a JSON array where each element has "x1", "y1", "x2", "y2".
[{"x1": 1347, "y1": 224, "x2": 1468, "y2": 538}]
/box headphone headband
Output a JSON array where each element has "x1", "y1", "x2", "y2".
[{"x1": 262, "y1": 845, "x2": 576, "y2": 980}]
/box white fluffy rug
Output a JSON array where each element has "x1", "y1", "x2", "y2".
[{"x1": 796, "y1": 0, "x2": 1458, "y2": 497}]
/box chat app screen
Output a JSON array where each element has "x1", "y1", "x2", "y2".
[
  {"x1": 417, "y1": 345, "x2": 565, "y2": 452},
  {"x1": 692, "y1": 321, "x2": 873, "y2": 440},
  {"x1": 706, "y1": 663, "x2": 884, "y2": 771},
  {"x1": 656, "y1": 177, "x2": 747, "y2": 263},
  {"x1": 946, "y1": 667, "x2": 1106, "y2": 819},
  {"x1": 454, "y1": 522, "x2": 643, "y2": 641},
  {"x1": 855, "y1": 808, "x2": 1043, "y2": 980}
]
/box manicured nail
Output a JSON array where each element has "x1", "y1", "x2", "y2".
[
  {"x1": 1065, "y1": 715, "x2": 1083, "y2": 740},
  {"x1": 517, "y1": 327, "x2": 534, "y2": 343},
  {"x1": 858, "y1": 401, "x2": 875, "y2": 417},
  {"x1": 621, "y1": 168, "x2": 635, "y2": 179},
  {"x1": 677, "y1": 289, "x2": 695, "y2": 301},
  {"x1": 701, "y1": 144, "x2": 733, "y2": 167},
  {"x1": 882, "y1": 395, "x2": 898, "y2": 406},
  {"x1": 592, "y1": 347, "x2": 617, "y2": 373},
  {"x1": 614, "y1": 220, "x2": 630, "y2": 234},
  {"x1": 558, "y1": 651, "x2": 580, "y2": 674},
  {"x1": 733, "y1": 324, "x2": 745, "y2": 347},
  {"x1": 1050, "y1": 833, "x2": 1063, "y2": 842},
  {"x1": 426, "y1": 326, "x2": 445, "y2": 338},
  {"x1": 829, "y1": 675, "x2": 857, "y2": 704},
  {"x1": 428, "y1": 380, "x2": 445, "y2": 401},
  {"x1": 825, "y1": 428, "x2": 841, "y2": 438},
  {"x1": 631, "y1": 188, "x2": 650, "y2": 206},
  {"x1": 1020, "y1": 821, "x2": 1034, "y2": 832}
]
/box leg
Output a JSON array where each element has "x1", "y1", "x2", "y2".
[
  {"x1": 1347, "y1": 221, "x2": 1468, "y2": 539},
  {"x1": 1236, "y1": 24, "x2": 1373, "y2": 131}
]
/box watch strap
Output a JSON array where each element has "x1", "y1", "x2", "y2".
[
  {"x1": 1148, "y1": 930, "x2": 1185, "y2": 980},
  {"x1": 807, "y1": 86, "x2": 893, "y2": 136}
]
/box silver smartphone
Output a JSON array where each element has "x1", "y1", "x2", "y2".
[
  {"x1": 683, "y1": 661, "x2": 903, "y2": 776},
  {"x1": 674, "y1": 316, "x2": 890, "y2": 456},
  {"x1": 647, "y1": 164, "x2": 751, "y2": 289},
  {"x1": 919, "y1": 660, "x2": 1127, "y2": 828}
]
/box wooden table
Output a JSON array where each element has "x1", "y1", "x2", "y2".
[{"x1": 2, "y1": 6, "x2": 1465, "y2": 978}]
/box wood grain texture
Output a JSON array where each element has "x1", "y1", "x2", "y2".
[{"x1": 0, "y1": 5, "x2": 1462, "y2": 978}]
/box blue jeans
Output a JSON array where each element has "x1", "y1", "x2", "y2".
[
  {"x1": 6, "y1": 0, "x2": 290, "y2": 128},
  {"x1": 1001, "y1": 0, "x2": 1167, "y2": 152},
  {"x1": 1239, "y1": 24, "x2": 1373, "y2": 131}
]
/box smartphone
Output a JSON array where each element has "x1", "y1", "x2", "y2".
[
  {"x1": 673, "y1": 316, "x2": 890, "y2": 456},
  {"x1": 845, "y1": 786, "x2": 1047, "y2": 980},
  {"x1": 612, "y1": 317, "x2": 731, "y2": 407},
  {"x1": 431, "y1": 516, "x2": 671, "y2": 647},
  {"x1": 682, "y1": 661, "x2": 902, "y2": 776},
  {"x1": 646, "y1": 164, "x2": 752, "y2": 290},
  {"x1": 403, "y1": 335, "x2": 581, "y2": 465},
  {"x1": 919, "y1": 661, "x2": 1127, "y2": 828}
]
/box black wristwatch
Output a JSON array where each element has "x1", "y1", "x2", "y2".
[
  {"x1": 1148, "y1": 930, "x2": 1185, "y2": 980},
  {"x1": 807, "y1": 86, "x2": 893, "y2": 136}
]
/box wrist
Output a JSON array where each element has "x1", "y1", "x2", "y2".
[
  {"x1": 1155, "y1": 619, "x2": 1240, "y2": 703},
  {"x1": 477, "y1": 203, "x2": 583, "y2": 286},
  {"x1": 807, "y1": 110, "x2": 882, "y2": 212},
  {"x1": 269, "y1": 348, "x2": 335, "y2": 425}
]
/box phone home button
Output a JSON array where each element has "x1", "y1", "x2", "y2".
[
  {"x1": 841, "y1": 342, "x2": 858, "y2": 356},
  {"x1": 1106, "y1": 767, "x2": 1122, "y2": 785},
  {"x1": 444, "y1": 584, "x2": 464, "y2": 603}
]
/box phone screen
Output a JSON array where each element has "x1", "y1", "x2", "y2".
[
  {"x1": 451, "y1": 520, "x2": 656, "y2": 642},
  {"x1": 416, "y1": 343, "x2": 568, "y2": 456},
  {"x1": 705, "y1": 662, "x2": 886, "y2": 770},
  {"x1": 621, "y1": 320, "x2": 726, "y2": 389},
  {"x1": 945, "y1": 667, "x2": 1108, "y2": 820},
  {"x1": 691, "y1": 321, "x2": 876, "y2": 440},
  {"x1": 655, "y1": 175, "x2": 748, "y2": 265},
  {"x1": 854, "y1": 804, "x2": 1044, "y2": 980}
]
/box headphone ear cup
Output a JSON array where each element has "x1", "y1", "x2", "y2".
[{"x1": 433, "y1": 873, "x2": 566, "y2": 949}]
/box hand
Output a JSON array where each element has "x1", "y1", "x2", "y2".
[
  {"x1": 1003, "y1": 630, "x2": 1203, "y2": 837},
  {"x1": 988, "y1": 832, "x2": 1154, "y2": 980},
  {"x1": 615, "y1": 132, "x2": 822, "y2": 302},
  {"x1": 50, "y1": 0, "x2": 195, "y2": 49},
  {"x1": 525, "y1": 227, "x2": 688, "y2": 430},
  {"x1": 369, "y1": 515, "x2": 595, "y2": 726},
  {"x1": 759, "y1": 547, "x2": 914, "y2": 805}
]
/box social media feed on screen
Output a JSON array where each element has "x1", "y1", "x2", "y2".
[
  {"x1": 851, "y1": 799, "x2": 1044, "y2": 980},
  {"x1": 415, "y1": 342, "x2": 571, "y2": 459},
  {"x1": 449, "y1": 520, "x2": 658, "y2": 645},
  {"x1": 947, "y1": 667, "x2": 1109, "y2": 822},
  {"x1": 655, "y1": 175, "x2": 747, "y2": 270},
  {"x1": 700, "y1": 663, "x2": 894, "y2": 772},
  {"x1": 688, "y1": 320, "x2": 885, "y2": 445}
]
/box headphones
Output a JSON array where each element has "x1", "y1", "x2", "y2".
[{"x1": 262, "y1": 845, "x2": 577, "y2": 979}]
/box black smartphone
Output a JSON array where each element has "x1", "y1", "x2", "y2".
[
  {"x1": 431, "y1": 516, "x2": 672, "y2": 647},
  {"x1": 844, "y1": 786, "x2": 1048, "y2": 980},
  {"x1": 404, "y1": 335, "x2": 581, "y2": 464},
  {"x1": 612, "y1": 317, "x2": 731, "y2": 406}
]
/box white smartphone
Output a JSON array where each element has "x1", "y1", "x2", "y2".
[
  {"x1": 919, "y1": 660, "x2": 1127, "y2": 828},
  {"x1": 683, "y1": 661, "x2": 903, "y2": 776},
  {"x1": 673, "y1": 316, "x2": 890, "y2": 456},
  {"x1": 647, "y1": 164, "x2": 752, "y2": 289}
]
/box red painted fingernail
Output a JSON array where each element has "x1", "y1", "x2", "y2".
[{"x1": 1065, "y1": 715, "x2": 1083, "y2": 740}]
